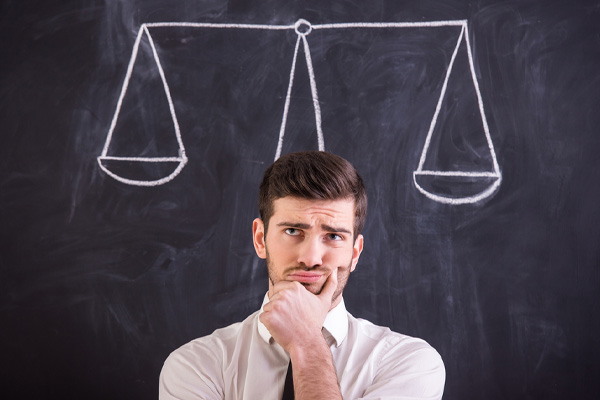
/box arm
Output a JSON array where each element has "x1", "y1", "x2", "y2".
[
  {"x1": 289, "y1": 333, "x2": 341, "y2": 399},
  {"x1": 360, "y1": 339, "x2": 445, "y2": 400},
  {"x1": 159, "y1": 339, "x2": 224, "y2": 400},
  {"x1": 260, "y1": 269, "x2": 342, "y2": 400}
]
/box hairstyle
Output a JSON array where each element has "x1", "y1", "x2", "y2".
[{"x1": 258, "y1": 151, "x2": 367, "y2": 240}]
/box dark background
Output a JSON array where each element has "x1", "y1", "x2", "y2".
[{"x1": 2, "y1": 0, "x2": 599, "y2": 398}]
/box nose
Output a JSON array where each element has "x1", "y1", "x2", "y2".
[{"x1": 297, "y1": 236, "x2": 324, "y2": 268}]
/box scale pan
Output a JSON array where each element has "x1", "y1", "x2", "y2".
[
  {"x1": 413, "y1": 171, "x2": 501, "y2": 205},
  {"x1": 97, "y1": 156, "x2": 187, "y2": 187}
]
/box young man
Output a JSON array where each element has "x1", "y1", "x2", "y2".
[{"x1": 159, "y1": 151, "x2": 445, "y2": 399}]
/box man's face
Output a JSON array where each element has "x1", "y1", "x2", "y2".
[{"x1": 252, "y1": 196, "x2": 364, "y2": 309}]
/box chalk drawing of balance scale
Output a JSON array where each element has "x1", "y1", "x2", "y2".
[{"x1": 98, "y1": 19, "x2": 502, "y2": 205}]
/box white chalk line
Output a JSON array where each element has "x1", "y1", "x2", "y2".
[
  {"x1": 99, "y1": 156, "x2": 185, "y2": 162},
  {"x1": 143, "y1": 20, "x2": 467, "y2": 30},
  {"x1": 100, "y1": 19, "x2": 501, "y2": 204},
  {"x1": 144, "y1": 22, "x2": 294, "y2": 30},
  {"x1": 274, "y1": 35, "x2": 302, "y2": 161},
  {"x1": 414, "y1": 170, "x2": 499, "y2": 178},
  {"x1": 143, "y1": 25, "x2": 187, "y2": 159},
  {"x1": 301, "y1": 32, "x2": 325, "y2": 153},
  {"x1": 312, "y1": 20, "x2": 467, "y2": 29},
  {"x1": 100, "y1": 26, "x2": 145, "y2": 158},
  {"x1": 416, "y1": 24, "x2": 465, "y2": 172},
  {"x1": 274, "y1": 21, "x2": 325, "y2": 160},
  {"x1": 139, "y1": 20, "x2": 462, "y2": 164},
  {"x1": 413, "y1": 24, "x2": 502, "y2": 204},
  {"x1": 98, "y1": 158, "x2": 187, "y2": 187},
  {"x1": 98, "y1": 25, "x2": 188, "y2": 186},
  {"x1": 464, "y1": 24, "x2": 501, "y2": 176},
  {"x1": 413, "y1": 172, "x2": 502, "y2": 205}
]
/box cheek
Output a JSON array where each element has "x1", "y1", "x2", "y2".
[
  {"x1": 329, "y1": 249, "x2": 354, "y2": 269},
  {"x1": 265, "y1": 237, "x2": 296, "y2": 263}
]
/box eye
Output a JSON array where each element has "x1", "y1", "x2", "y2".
[
  {"x1": 285, "y1": 228, "x2": 301, "y2": 236},
  {"x1": 327, "y1": 233, "x2": 343, "y2": 241}
]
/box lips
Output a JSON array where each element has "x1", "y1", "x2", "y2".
[{"x1": 287, "y1": 272, "x2": 323, "y2": 283}]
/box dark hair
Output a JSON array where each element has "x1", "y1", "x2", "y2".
[{"x1": 258, "y1": 151, "x2": 367, "y2": 239}]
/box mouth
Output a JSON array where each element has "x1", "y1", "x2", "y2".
[{"x1": 286, "y1": 271, "x2": 324, "y2": 283}]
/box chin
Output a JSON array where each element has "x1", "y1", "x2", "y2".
[{"x1": 300, "y1": 281, "x2": 325, "y2": 295}]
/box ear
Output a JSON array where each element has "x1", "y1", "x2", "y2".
[
  {"x1": 252, "y1": 218, "x2": 267, "y2": 259},
  {"x1": 350, "y1": 234, "x2": 364, "y2": 273}
]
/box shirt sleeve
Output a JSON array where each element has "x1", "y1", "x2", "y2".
[
  {"x1": 358, "y1": 338, "x2": 446, "y2": 400},
  {"x1": 159, "y1": 339, "x2": 225, "y2": 400}
]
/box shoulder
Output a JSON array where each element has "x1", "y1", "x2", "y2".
[
  {"x1": 348, "y1": 314, "x2": 445, "y2": 398},
  {"x1": 351, "y1": 313, "x2": 442, "y2": 358},
  {"x1": 159, "y1": 311, "x2": 260, "y2": 400},
  {"x1": 165, "y1": 310, "x2": 259, "y2": 365}
]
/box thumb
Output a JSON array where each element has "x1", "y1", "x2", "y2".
[{"x1": 319, "y1": 268, "x2": 338, "y2": 301}]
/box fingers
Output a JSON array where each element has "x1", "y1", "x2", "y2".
[
  {"x1": 319, "y1": 268, "x2": 338, "y2": 301},
  {"x1": 269, "y1": 269, "x2": 338, "y2": 302},
  {"x1": 269, "y1": 280, "x2": 301, "y2": 297},
  {"x1": 268, "y1": 279, "x2": 299, "y2": 297}
]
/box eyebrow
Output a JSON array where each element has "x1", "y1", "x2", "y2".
[{"x1": 277, "y1": 222, "x2": 352, "y2": 234}]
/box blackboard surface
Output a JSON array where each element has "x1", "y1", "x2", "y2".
[{"x1": 2, "y1": 0, "x2": 599, "y2": 398}]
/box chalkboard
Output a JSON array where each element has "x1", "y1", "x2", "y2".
[{"x1": 1, "y1": 0, "x2": 599, "y2": 398}]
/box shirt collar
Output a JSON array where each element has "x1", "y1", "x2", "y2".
[{"x1": 257, "y1": 292, "x2": 348, "y2": 348}]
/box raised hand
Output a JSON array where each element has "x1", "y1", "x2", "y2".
[{"x1": 260, "y1": 268, "x2": 338, "y2": 352}]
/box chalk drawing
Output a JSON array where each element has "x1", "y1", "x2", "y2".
[
  {"x1": 274, "y1": 19, "x2": 324, "y2": 160},
  {"x1": 98, "y1": 19, "x2": 502, "y2": 204},
  {"x1": 97, "y1": 25, "x2": 188, "y2": 186},
  {"x1": 412, "y1": 23, "x2": 502, "y2": 204}
]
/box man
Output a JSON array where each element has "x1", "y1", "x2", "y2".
[{"x1": 159, "y1": 151, "x2": 445, "y2": 399}]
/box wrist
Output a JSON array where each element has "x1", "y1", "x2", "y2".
[{"x1": 288, "y1": 331, "x2": 329, "y2": 365}]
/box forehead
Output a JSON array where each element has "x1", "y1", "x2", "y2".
[{"x1": 271, "y1": 196, "x2": 355, "y2": 226}]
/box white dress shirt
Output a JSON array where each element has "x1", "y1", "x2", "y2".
[{"x1": 159, "y1": 295, "x2": 445, "y2": 399}]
